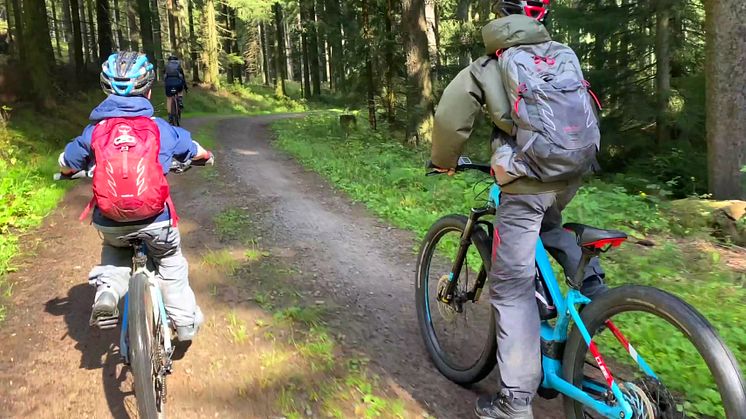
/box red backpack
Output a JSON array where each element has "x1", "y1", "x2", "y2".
[{"x1": 80, "y1": 117, "x2": 174, "y2": 224}]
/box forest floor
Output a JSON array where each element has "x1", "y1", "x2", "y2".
[{"x1": 0, "y1": 115, "x2": 566, "y2": 418}]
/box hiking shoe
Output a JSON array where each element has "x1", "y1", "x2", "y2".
[
  {"x1": 475, "y1": 394, "x2": 534, "y2": 419},
  {"x1": 580, "y1": 275, "x2": 608, "y2": 300},
  {"x1": 176, "y1": 306, "x2": 204, "y2": 342},
  {"x1": 90, "y1": 289, "x2": 119, "y2": 329}
]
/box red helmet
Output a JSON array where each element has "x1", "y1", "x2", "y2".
[{"x1": 493, "y1": 0, "x2": 550, "y2": 22}]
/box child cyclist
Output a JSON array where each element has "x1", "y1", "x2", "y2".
[
  {"x1": 58, "y1": 51, "x2": 212, "y2": 344},
  {"x1": 430, "y1": 1, "x2": 607, "y2": 417}
]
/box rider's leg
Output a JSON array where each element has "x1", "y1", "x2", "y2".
[
  {"x1": 177, "y1": 91, "x2": 184, "y2": 109},
  {"x1": 539, "y1": 185, "x2": 607, "y2": 298},
  {"x1": 481, "y1": 192, "x2": 556, "y2": 418},
  {"x1": 165, "y1": 88, "x2": 173, "y2": 116},
  {"x1": 141, "y1": 226, "x2": 202, "y2": 341},
  {"x1": 88, "y1": 231, "x2": 135, "y2": 321}
]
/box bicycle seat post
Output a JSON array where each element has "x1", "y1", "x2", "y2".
[{"x1": 569, "y1": 248, "x2": 600, "y2": 290}]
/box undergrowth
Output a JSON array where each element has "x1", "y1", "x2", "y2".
[{"x1": 272, "y1": 112, "x2": 745, "y2": 417}]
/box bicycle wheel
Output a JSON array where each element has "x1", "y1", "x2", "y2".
[
  {"x1": 563, "y1": 285, "x2": 746, "y2": 419},
  {"x1": 129, "y1": 272, "x2": 165, "y2": 419},
  {"x1": 415, "y1": 214, "x2": 497, "y2": 385}
]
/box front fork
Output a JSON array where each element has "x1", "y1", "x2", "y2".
[{"x1": 438, "y1": 206, "x2": 495, "y2": 305}]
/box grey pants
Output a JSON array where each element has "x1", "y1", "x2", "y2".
[
  {"x1": 88, "y1": 224, "x2": 200, "y2": 328},
  {"x1": 489, "y1": 187, "x2": 604, "y2": 406}
]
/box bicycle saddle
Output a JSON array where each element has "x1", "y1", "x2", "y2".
[{"x1": 563, "y1": 223, "x2": 628, "y2": 249}]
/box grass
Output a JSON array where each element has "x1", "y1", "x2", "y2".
[
  {"x1": 213, "y1": 207, "x2": 254, "y2": 243},
  {"x1": 272, "y1": 112, "x2": 746, "y2": 417}
]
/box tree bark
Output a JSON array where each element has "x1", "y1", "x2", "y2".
[
  {"x1": 86, "y1": 0, "x2": 98, "y2": 63},
  {"x1": 150, "y1": 0, "x2": 163, "y2": 71},
  {"x1": 402, "y1": 0, "x2": 433, "y2": 144},
  {"x1": 361, "y1": 0, "x2": 376, "y2": 129},
  {"x1": 166, "y1": 0, "x2": 178, "y2": 54},
  {"x1": 424, "y1": 0, "x2": 438, "y2": 82},
  {"x1": 96, "y1": 0, "x2": 113, "y2": 59},
  {"x1": 22, "y1": 0, "x2": 55, "y2": 106},
  {"x1": 80, "y1": 0, "x2": 90, "y2": 64},
  {"x1": 50, "y1": 0, "x2": 63, "y2": 60},
  {"x1": 221, "y1": 3, "x2": 234, "y2": 83},
  {"x1": 705, "y1": 0, "x2": 746, "y2": 199},
  {"x1": 383, "y1": 0, "x2": 395, "y2": 124},
  {"x1": 9, "y1": 0, "x2": 24, "y2": 61},
  {"x1": 128, "y1": 0, "x2": 141, "y2": 50},
  {"x1": 69, "y1": 0, "x2": 84, "y2": 76},
  {"x1": 299, "y1": 4, "x2": 311, "y2": 98},
  {"x1": 655, "y1": 0, "x2": 672, "y2": 146},
  {"x1": 272, "y1": 2, "x2": 287, "y2": 96},
  {"x1": 456, "y1": 0, "x2": 470, "y2": 67},
  {"x1": 231, "y1": 8, "x2": 242, "y2": 84},
  {"x1": 137, "y1": 0, "x2": 153, "y2": 61},
  {"x1": 5, "y1": 0, "x2": 14, "y2": 48},
  {"x1": 304, "y1": 0, "x2": 321, "y2": 96},
  {"x1": 187, "y1": 0, "x2": 198, "y2": 81},
  {"x1": 113, "y1": 0, "x2": 126, "y2": 49},
  {"x1": 202, "y1": 0, "x2": 219, "y2": 89},
  {"x1": 324, "y1": 0, "x2": 343, "y2": 91},
  {"x1": 259, "y1": 22, "x2": 270, "y2": 85}
]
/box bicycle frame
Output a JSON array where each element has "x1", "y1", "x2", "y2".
[
  {"x1": 119, "y1": 242, "x2": 173, "y2": 365},
  {"x1": 440, "y1": 183, "x2": 662, "y2": 419}
]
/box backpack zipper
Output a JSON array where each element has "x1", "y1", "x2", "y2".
[{"x1": 121, "y1": 145, "x2": 129, "y2": 179}]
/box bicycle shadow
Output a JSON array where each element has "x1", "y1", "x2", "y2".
[{"x1": 45, "y1": 283, "x2": 134, "y2": 419}]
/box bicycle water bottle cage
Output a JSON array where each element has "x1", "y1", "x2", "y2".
[{"x1": 563, "y1": 223, "x2": 628, "y2": 253}]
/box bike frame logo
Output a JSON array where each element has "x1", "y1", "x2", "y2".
[{"x1": 113, "y1": 125, "x2": 137, "y2": 147}]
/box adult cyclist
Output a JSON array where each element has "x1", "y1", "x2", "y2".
[
  {"x1": 164, "y1": 55, "x2": 188, "y2": 119},
  {"x1": 430, "y1": 1, "x2": 607, "y2": 418}
]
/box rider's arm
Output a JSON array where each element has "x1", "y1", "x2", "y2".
[
  {"x1": 431, "y1": 57, "x2": 514, "y2": 170},
  {"x1": 162, "y1": 121, "x2": 211, "y2": 162},
  {"x1": 59, "y1": 125, "x2": 95, "y2": 174}
]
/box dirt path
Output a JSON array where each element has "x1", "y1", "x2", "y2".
[{"x1": 0, "y1": 115, "x2": 561, "y2": 418}]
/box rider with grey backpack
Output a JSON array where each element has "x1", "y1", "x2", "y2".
[{"x1": 430, "y1": 1, "x2": 607, "y2": 417}]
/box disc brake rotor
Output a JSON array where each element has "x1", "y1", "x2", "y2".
[
  {"x1": 436, "y1": 275, "x2": 459, "y2": 322},
  {"x1": 623, "y1": 378, "x2": 683, "y2": 419}
]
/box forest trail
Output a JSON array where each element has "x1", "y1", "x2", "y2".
[{"x1": 0, "y1": 115, "x2": 562, "y2": 418}]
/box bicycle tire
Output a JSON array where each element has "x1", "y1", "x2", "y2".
[
  {"x1": 415, "y1": 214, "x2": 497, "y2": 385},
  {"x1": 128, "y1": 272, "x2": 164, "y2": 419},
  {"x1": 562, "y1": 285, "x2": 746, "y2": 418}
]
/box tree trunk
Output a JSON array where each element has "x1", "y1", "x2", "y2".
[
  {"x1": 259, "y1": 22, "x2": 270, "y2": 85},
  {"x1": 50, "y1": 0, "x2": 63, "y2": 60},
  {"x1": 5, "y1": 0, "x2": 14, "y2": 49},
  {"x1": 22, "y1": 0, "x2": 55, "y2": 106},
  {"x1": 655, "y1": 0, "x2": 672, "y2": 146},
  {"x1": 272, "y1": 2, "x2": 287, "y2": 96},
  {"x1": 150, "y1": 0, "x2": 163, "y2": 72},
  {"x1": 202, "y1": 0, "x2": 219, "y2": 89},
  {"x1": 113, "y1": 0, "x2": 126, "y2": 49},
  {"x1": 69, "y1": 0, "x2": 84, "y2": 76},
  {"x1": 86, "y1": 0, "x2": 98, "y2": 63},
  {"x1": 97, "y1": 0, "x2": 113, "y2": 59},
  {"x1": 424, "y1": 0, "x2": 438, "y2": 82},
  {"x1": 705, "y1": 0, "x2": 746, "y2": 199},
  {"x1": 303, "y1": 0, "x2": 320, "y2": 96},
  {"x1": 137, "y1": 0, "x2": 153, "y2": 61},
  {"x1": 402, "y1": 0, "x2": 433, "y2": 144},
  {"x1": 324, "y1": 0, "x2": 343, "y2": 91},
  {"x1": 62, "y1": 0, "x2": 77, "y2": 63},
  {"x1": 166, "y1": 0, "x2": 177, "y2": 53},
  {"x1": 361, "y1": 0, "x2": 376, "y2": 129},
  {"x1": 80, "y1": 1, "x2": 90, "y2": 65},
  {"x1": 315, "y1": 4, "x2": 327, "y2": 84},
  {"x1": 187, "y1": 0, "x2": 198, "y2": 81},
  {"x1": 456, "y1": 0, "x2": 470, "y2": 67},
  {"x1": 221, "y1": 3, "x2": 234, "y2": 83},
  {"x1": 383, "y1": 0, "x2": 395, "y2": 124},
  {"x1": 230, "y1": 8, "x2": 242, "y2": 84},
  {"x1": 128, "y1": 0, "x2": 141, "y2": 50},
  {"x1": 299, "y1": 4, "x2": 311, "y2": 99},
  {"x1": 9, "y1": 0, "x2": 24, "y2": 61}
]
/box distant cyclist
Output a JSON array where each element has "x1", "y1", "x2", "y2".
[{"x1": 164, "y1": 55, "x2": 188, "y2": 115}]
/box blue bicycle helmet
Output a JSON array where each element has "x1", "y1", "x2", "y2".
[{"x1": 100, "y1": 51, "x2": 156, "y2": 96}]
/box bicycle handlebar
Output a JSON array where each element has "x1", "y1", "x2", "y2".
[
  {"x1": 54, "y1": 155, "x2": 214, "y2": 180},
  {"x1": 426, "y1": 157, "x2": 491, "y2": 176}
]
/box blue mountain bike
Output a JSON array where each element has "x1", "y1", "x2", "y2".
[{"x1": 415, "y1": 159, "x2": 746, "y2": 418}]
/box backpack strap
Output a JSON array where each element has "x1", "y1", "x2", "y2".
[
  {"x1": 165, "y1": 195, "x2": 179, "y2": 228},
  {"x1": 79, "y1": 198, "x2": 96, "y2": 223}
]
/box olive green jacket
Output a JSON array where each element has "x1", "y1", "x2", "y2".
[{"x1": 431, "y1": 15, "x2": 573, "y2": 194}]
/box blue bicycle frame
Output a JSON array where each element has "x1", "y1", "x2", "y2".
[{"x1": 487, "y1": 184, "x2": 653, "y2": 419}]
